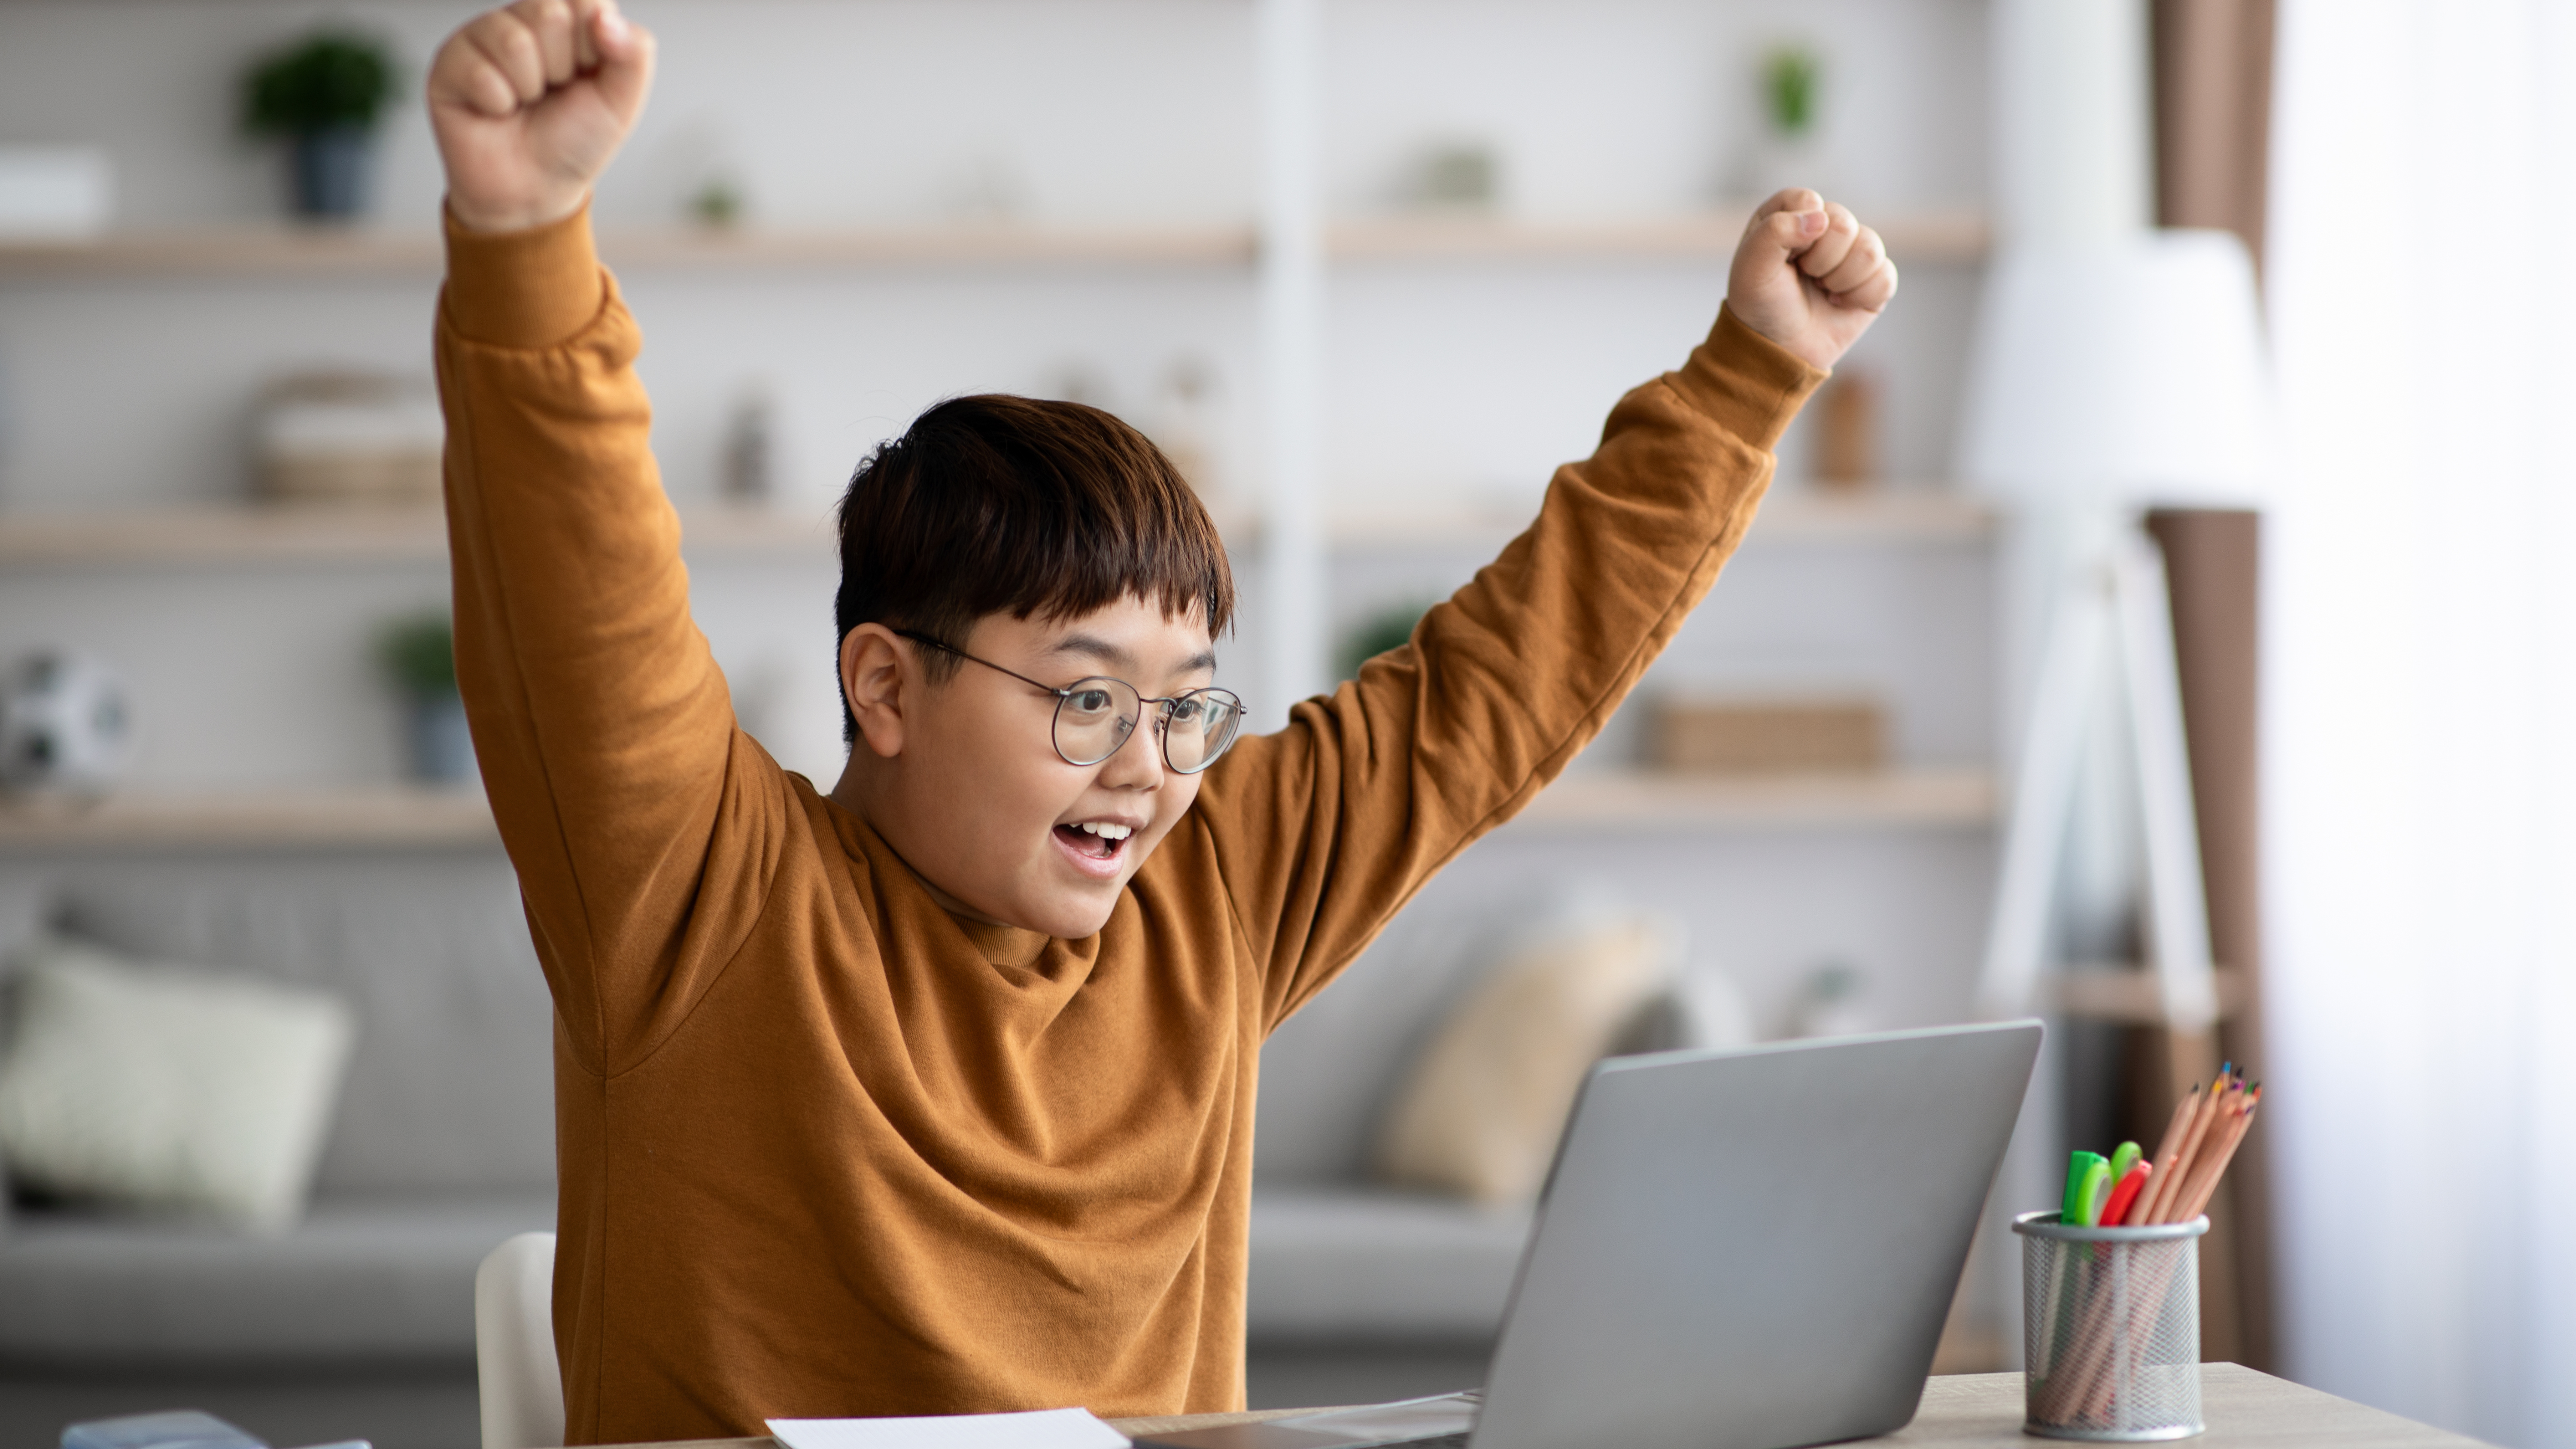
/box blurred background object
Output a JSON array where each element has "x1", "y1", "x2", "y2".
[
  {"x1": 718, "y1": 378, "x2": 774, "y2": 503},
  {"x1": 254, "y1": 373, "x2": 444, "y2": 507},
  {"x1": 1811, "y1": 368, "x2": 1880, "y2": 491},
  {"x1": 1783, "y1": 960, "x2": 1875, "y2": 1040},
  {"x1": 1374, "y1": 910, "x2": 1678, "y2": 1204},
  {"x1": 240, "y1": 30, "x2": 399, "y2": 222},
  {"x1": 1334, "y1": 597, "x2": 1429, "y2": 682},
  {"x1": 1402, "y1": 140, "x2": 1501, "y2": 213},
  {"x1": 0, "y1": 933, "x2": 356, "y2": 1233},
  {"x1": 1733, "y1": 43, "x2": 1827, "y2": 201},
  {"x1": 1649, "y1": 695, "x2": 1886, "y2": 777},
  {"x1": 0, "y1": 146, "x2": 113, "y2": 240},
  {"x1": 0, "y1": 650, "x2": 131, "y2": 796},
  {"x1": 373, "y1": 611, "x2": 468, "y2": 787}
]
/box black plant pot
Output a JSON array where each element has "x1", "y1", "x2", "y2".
[
  {"x1": 290, "y1": 125, "x2": 373, "y2": 219},
  {"x1": 404, "y1": 692, "x2": 477, "y2": 784}
]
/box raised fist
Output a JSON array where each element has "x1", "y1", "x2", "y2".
[
  {"x1": 1724, "y1": 189, "x2": 1899, "y2": 373},
  {"x1": 428, "y1": 0, "x2": 656, "y2": 233}
]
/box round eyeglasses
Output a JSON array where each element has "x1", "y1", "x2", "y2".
[{"x1": 893, "y1": 629, "x2": 1246, "y2": 775}]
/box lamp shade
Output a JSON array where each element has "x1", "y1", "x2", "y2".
[{"x1": 1956, "y1": 228, "x2": 2277, "y2": 507}]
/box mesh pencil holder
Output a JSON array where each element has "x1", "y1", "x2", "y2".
[{"x1": 2013, "y1": 1210, "x2": 2209, "y2": 1442}]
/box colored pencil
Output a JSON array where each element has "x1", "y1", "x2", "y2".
[
  {"x1": 2126, "y1": 1088, "x2": 2202, "y2": 1226},
  {"x1": 2138, "y1": 1079, "x2": 2221, "y2": 1225},
  {"x1": 2176, "y1": 1091, "x2": 2260, "y2": 1221}
]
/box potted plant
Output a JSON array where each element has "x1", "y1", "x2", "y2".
[
  {"x1": 242, "y1": 30, "x2": 397, "y2": 219},
  {"x1": 375, "y1": 611, "x2": 474, "y2": 785},
  {"x1": 1733, "y1": 43, "x2": 1831, "y2": 202}
]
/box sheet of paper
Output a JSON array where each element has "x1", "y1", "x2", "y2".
[{"x1": 767, "y1": 1407, "x2": 1130, "y2": 1449}]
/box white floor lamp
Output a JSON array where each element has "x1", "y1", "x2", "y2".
[{"x1": 1956, "y1": 226, "x2": 2276, "y2": 1362}]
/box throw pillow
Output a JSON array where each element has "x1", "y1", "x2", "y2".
[
  {"x1": 0, "y1": 936, "x2": 355, "y2": 1231},
  {"x1": 1374, "y1": 915, "x2": 1674, "y2": 1204}
]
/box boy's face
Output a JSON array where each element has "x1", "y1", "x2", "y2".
[{"x1": 855, "y1": 594, "x2": 1219, "y2": 940}]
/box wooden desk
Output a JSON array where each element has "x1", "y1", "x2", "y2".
[{"x1": 602, "y1": 1364, "x2": 2493, "y2": 1449}]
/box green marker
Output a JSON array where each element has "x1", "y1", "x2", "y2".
[
  {"x1": 2061, "y1": 1150, "x2": 2110, "y2": 1226},
  {"x1": 2107, "y1": 1140, "x2": 2143, "y2": 1185}
]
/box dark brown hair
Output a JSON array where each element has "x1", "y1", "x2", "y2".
[{"x1": 833, "y1": 394, "x2": 1235, "y2": 739}]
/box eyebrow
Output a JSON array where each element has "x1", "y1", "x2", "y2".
[{"x1": 1046, "y1": 632, "x2": 1218, "y2": 679}]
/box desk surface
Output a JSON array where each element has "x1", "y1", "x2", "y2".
[{"x1": 605, "y1": 1364, "x2": 2492, "y2": 1449}]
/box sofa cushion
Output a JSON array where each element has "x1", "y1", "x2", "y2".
[
  {"x1": 1246, "y1": 1187, "x2": 1532, "y2": 1343},
  {"x1": 0, "y1": 1191, "x2": 552, "y2": 1364},
  {"x1": 1373, "y1": 917, "x2": 1673, "y2": 1204},
  {"x1": 3, "y1": 856, "x2": 558, "y2": 1196},
  {"x1": 0, "y1": 936, "x2": 356, "y2": 1230}
]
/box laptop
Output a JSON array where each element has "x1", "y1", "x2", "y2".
[{"x1": 1140, "y1": 1020, "x2": 2043, "y2": 1449}]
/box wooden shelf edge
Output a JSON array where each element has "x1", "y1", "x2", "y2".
[
  {"x1": 0, "y1": 787, "x2": 499, "y2": 850},
  {"x1": 0, "y1": 504, "x2": 836, "y2": 566},
  {"x1": 2045, "y1": 966, "x2": 2254, "y2": 1026},
  {"x1": 1326, "y1": 489, "x2": 1993, "y2": 548},
  {"x1": 0, "y1": 769, "x2": 1993, "y2": 848},
  {"x1": 1, "y1": 493, "x2": 1982, "y2": 567},
  {"x1": 1513, "y1": 767, "x2": 1996, "y2": 831},
  {"x1": 0, "y1": 208, "x2": 1987, "y2": 279},
  {"x1": 0, "y1": 223, "x2": 1259, "y2": 279},
  {"x1": 1331, "y1": 207, "x2": 1990, "y2": 265}
]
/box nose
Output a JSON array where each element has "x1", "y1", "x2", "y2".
[{"x1": 1094, "y1": 707, "x2": 1167, "y2": 791}]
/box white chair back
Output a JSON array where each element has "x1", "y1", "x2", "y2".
[{"x1": 474, "y1": 1231, "x2": 565, "y2": 1449}]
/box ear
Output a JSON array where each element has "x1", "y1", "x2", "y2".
[{"x1": 840, "y1": 624, "x2": 912, "y2": 760}]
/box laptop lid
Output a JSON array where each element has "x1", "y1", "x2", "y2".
[{"x1": 1469, "y1": 1020, "x2": 2042, "y2": 1449}]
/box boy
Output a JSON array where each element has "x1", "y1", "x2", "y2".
[{"x1": 426, "y1": 1, "x2": 1896, "y2": 1442}]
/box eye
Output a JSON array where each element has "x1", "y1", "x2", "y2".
[
  {"x1": 1169, "y1": 697, "x2": 1207, "y2": 726},
  {"x1": 1066, "y1": 687, "x2": 1118, "y2": 716}
]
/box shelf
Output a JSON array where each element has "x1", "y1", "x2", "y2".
[
  {"x1": 1511, "y1": 766, "x2": 1995, "y2": 832},
  {"x1": 0, "y1": 503, "x2": 835, "y2": 568},
  {"x1": 0, "y1": 223, "x2": 1258, "y2": 279},
  {"x1": 1331, "y1": 207, "x2": 1990, "y2": 267},
  {"x1": 0, "y1": 787, "x2": 499, "y2": 850},
  {"x1": 1327, "y1": 489, "x2": 1993, "y2": 548},
  {"x1": 0, "y1": 207, "x2": 1987, "y2": 280},
  {"x1": 0, "y1": 769, "x2": 1987, "y2": 848},
  {"x1": 2045, "y1": 966, "x2": 2253, "y2": 1026},
  {"x1": 0, "y1": 493, "x2": 1976, "y2": 568}
]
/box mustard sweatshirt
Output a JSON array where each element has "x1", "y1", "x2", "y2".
[{"x1": 434, "y1": 205, "x2": 1822, "y2": 1444}]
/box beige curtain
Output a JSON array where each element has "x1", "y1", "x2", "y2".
[
  {"x1": 2144, "y1": 0, "x2": 2278, "y2": 1376},
  {"x1": 2153, "y1": 0, "x2": 2278, "y2": 263}
]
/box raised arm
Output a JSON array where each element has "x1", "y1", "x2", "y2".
[
  {"x1": 1194, "y1": 191, "x2": 1897, "y2": 1023},
  {"x1": 434, "y1": 3, "x2": 774, "y2": 1070}
]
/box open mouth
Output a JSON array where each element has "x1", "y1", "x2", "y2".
[{"x1": 1054, "y1": 819, "x2": 1134, "y2": 863}]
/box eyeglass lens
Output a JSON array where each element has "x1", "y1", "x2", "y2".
[{"x1": 1053, "y1": 679, "x2": 1243, "y2": 774}]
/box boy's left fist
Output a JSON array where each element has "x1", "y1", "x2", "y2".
[
  {"x1": 428, "y1": 0, "x2": 656, "y2": 233},
  {"x1": 1724, "y1": 189, "x2": 1899, "y2": 372}
]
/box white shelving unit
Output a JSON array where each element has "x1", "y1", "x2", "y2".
[{"x1": 0, "y1": 1, "x2": 1999, "y2": 1034}]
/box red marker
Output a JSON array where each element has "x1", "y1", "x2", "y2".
[{"x1": 2103, "y1": 1162, "x2": 2153, "y2": 1227}]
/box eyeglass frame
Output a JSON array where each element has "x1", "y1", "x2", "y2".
[{"x1": 889, "y1": 627, "x2": 1246, "y2": 775}]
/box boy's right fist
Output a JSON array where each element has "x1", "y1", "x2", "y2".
[{"x1": 428, "y1": 0, "x2": 655, "y2": 233}]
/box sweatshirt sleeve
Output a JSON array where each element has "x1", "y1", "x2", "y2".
[
  {"x1": 1189, "y1": 305, "x2": 1826, "y2": 1027},
  {"x1": 435, "y1": 204, "x2": 790, "y2": 1075}
]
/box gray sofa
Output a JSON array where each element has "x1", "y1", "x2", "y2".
[{"x1": 0, "y1": 845, "x2": 1602, "y2": 1374}]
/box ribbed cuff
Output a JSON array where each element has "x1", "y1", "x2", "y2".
[
  {"x1": 1670, "y1": 303, "x2": 1831, "y2": 453},
  {"x1": 440, "y1": 199, "x2": 607, "y2": 349}
]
